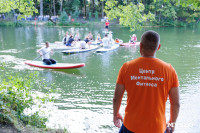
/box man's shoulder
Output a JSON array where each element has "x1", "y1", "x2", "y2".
[
  {"x1": 155, "y1": 58, "x2": 172, "y2": 67},
  {"x1": 126, "y1": 57, "x2": 171, "y2": 67}
]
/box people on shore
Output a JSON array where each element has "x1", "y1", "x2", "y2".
[
  {"x1": 113, "y1": 30, "x2": 180, "y2": 133},
  {"x1": 37, "y1": 42, "x2": 56, "y2": 65}
]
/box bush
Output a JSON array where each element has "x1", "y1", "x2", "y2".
[
  {"x1": 0, "y1": 69, "x2": 54, "y2": 129},
  {"x1": 58, "y1": 11, "x2": 69, "y2": 25}
]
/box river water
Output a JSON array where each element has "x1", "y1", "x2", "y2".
[{"x1": 0, "y1": 25, "x2": 200, "y2": 133}]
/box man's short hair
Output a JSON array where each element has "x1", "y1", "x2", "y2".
[{"x1": 141, "y1": 30, "x2": 160, "y2": 51}]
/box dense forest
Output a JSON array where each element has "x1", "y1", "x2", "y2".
[{"x1": 0, "y1": 0, "x2": 200, "y2": 29}]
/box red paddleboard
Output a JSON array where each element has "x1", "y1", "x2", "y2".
[
  {"x1": 25, "y1": 61, "x2": 85, "y2": 69},
  {"x1": 120, "y1": 42, "x2": 140, "y2": 46}
]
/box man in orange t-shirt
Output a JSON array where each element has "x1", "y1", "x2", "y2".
[{"x1": 113, "y1": 30, "x2": 180, "y2": 133}]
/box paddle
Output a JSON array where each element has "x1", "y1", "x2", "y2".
[
  {"x1": 32, "y1": 55, "x2": 42, "y2": 61},
  {"x1": 31, "y1": 50, "x2": 51, "y2": 61}
]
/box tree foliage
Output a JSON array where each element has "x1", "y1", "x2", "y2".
[
  {"x1": 0, "y1": 0, "x2": 38, "y2": 19},
  {"x1": 105, "y1": 0, "x2": 155, "y2": 31},
  {"x1": 0, "y1": 0, "x2": 200, "y2": 29}
]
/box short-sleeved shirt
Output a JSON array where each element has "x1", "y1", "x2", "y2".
[
  {"x1": 39, "y1": 47, "x2": 51, "y2": 60},
  {"x1": 117, "y1": 57, "x2": 179, "y2": 133},
  {"x1": 102, "y1": 37, "x2": 109, "y2": 47},
  {"x1": 105, "y1": 21, "x2": 109, "y2": 26},
  {"x1": 63, "y1": 36, "x2": 69, "y2": 44},
  {"x1": 67, "y1": 38, "x2": 74, "y2": 45},
  {"x1": 79, "y1": 41, "x2": 86, "y2": 49}
]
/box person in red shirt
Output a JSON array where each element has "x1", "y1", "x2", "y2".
[
  {"x1": 113, "y1": 30, "x2": 180, "y2": 133},
  {"x1": 105, "y1": 20, "x2": 110, "y2": 29}
]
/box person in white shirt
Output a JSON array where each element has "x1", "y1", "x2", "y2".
[
  {"x1": 102, "y1": 34, "x2": 110, "y2": 48},
  {"x1": 78, "y1": 39, "x2": 87, "y2": 49},
  {"x1": 62, "y1": 32, "x2": 69, "y2": 45},
  {"x1": 74, "y1": 32, "x2": 80, "y2": 41},
  {"x1": 108, "y1": 31, "x2": 113, "y2": 44},
  {"x1": 37, "y1": 42, "x2": 56, "y2": 65}
]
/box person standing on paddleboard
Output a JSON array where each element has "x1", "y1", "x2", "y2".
[
  {"x1": 105, "y1": 20, "x2": 110, "y2": 30},
  {"x1": 113, "y1": 30, "x2": 180, "y2": 133},
  {"x1": 37, "y1": 42, "x2": 56, "y2": 65}
]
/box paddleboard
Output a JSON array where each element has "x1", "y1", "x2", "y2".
[
  {"x1": 102, "y1": 31, "x2": 113, "y2": 34},
  {"x1": 38, "y1": 41, "x2": 63, "y2": 46},
  {"x1": 62, "y1": 45, "x2": 99, "y2": 54},
  {"x1": 25, "y1": 60, "x2": 85, "y2": 69},
  {"x1": 52, "y1": 45, "x2": 78, "y2": 50},
  {"x1": 120, "y1": 42, "x2": 140, "y2": 46},
  {"x1": 91, "y1": 41, "x2": 102, "y2": 45},
  {"x1": 96, "y1": 44, "x2": 119, "y2": 53},
  {"x1": 37, "y1": 44, "x2": 78, "y2": 50}
]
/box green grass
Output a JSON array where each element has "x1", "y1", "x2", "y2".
[{"x1": 0, "y1": 64, "x2": 68, "y2": 132}]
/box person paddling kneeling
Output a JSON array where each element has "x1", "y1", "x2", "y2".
[{"x1": 37, "y1": 42, "x2": 56, "y2": 65}]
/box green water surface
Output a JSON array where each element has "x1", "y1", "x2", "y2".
[{"x1": 0, "y1": 25, "x2": 200, "y2": 133}]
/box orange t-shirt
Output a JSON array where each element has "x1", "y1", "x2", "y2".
[{"x1": 116, "y1": 57, "x2": 179, "y2": 133}]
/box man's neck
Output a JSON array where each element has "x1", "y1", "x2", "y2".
[
  {"x1": 141, "y1": 54, "x2": 156, "y2": 58},
  {"x1": 142, "y1": 55, "x2": 156, "y2": 58}
]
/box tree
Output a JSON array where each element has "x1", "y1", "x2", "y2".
[
  {"x1": 101, "y1": 0, "x2": 104, "y2": 18},
  {"x1": 40, "y1": 0, "x2": 43, "y2": 16},
  {"x1": 105, "y1": 0, "x2": 155, "y2": 31},
  {"x1": 0, "y1": 0, "x2": 38, "y2": 18},
  {"x1": 53, "y1": 0, "x2": 56, "y2": 16},
  {"x1": 59, "y1": 0, "x2": 63, "y2": 13}
]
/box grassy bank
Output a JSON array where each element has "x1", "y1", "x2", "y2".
[
  {"x1": 0, "y1": 20, "x2": 93, "y2": 27},
  {"x1": 0, "y1": 65, "x2": 67, "y2": 133}
]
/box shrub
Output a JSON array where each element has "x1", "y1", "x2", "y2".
[
  {"x1": 0, "y1": 69, "x2": 54, "y2": 129},
  {"x1": 58, "y1": 11, "x2": 69, "y2": 25}
]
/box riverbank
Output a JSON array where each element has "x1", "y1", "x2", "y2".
[
  {"x1": 0, "y1": 20, "x2": 107, "y2": 27},
  {"x1": 0, "y1": 70, "x2": 68, "y2": 133},
  {"x1": 0, "y1": 124, "x2": 67, "y2": 133}
]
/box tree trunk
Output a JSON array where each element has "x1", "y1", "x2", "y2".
[
  {"x1": 13, "y1": 10, "x2": 17, "y2": 22},
  {"x1": 84, "y1": 0, "x2": 86, "y2": 17},
  {"x1": 60, "y1": 0, "x2": 63, "y2": 13},
  {"x1": 102, "y1": 1, "x2": 104, "y2": 18},
  {"x1": 53, "y1": 0, "x2": 56, "y2": 16},
  {"x1": 50, "y1": 0, "x2": 52, "y2": 15},
  {"x1": 35, "y1": 0, "x2": 37, "y2": 16},
  {"x1": 159, "y1": 11, "x2": 161, "y2": 22},
  {"x1": 92, "y1": 0, "x2": 95, "y2": 13},
  {"x1": 40, "y1": 0, "x2": 43, "y2": 16}
]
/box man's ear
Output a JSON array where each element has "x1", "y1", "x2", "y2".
[
  {"x1": 140, "y1": 42, "x2": 143, "y2": 49},
  {"x1": 157, "y1": 44, "x2": 161, "y2": 51},
  {"x1": 139, "y1": 42, "x2": 143, "y2": 56}
]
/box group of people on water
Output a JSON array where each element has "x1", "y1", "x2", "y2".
[
  {"x1": 62, "y1": 31, "x2": 117, "y2": 48},
  {"x1": 62, "y1": 31, "x2": 95, "y2": 49},
  {"x1": 38, "y1": 30, "x2": 137, "y2": 65}
]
